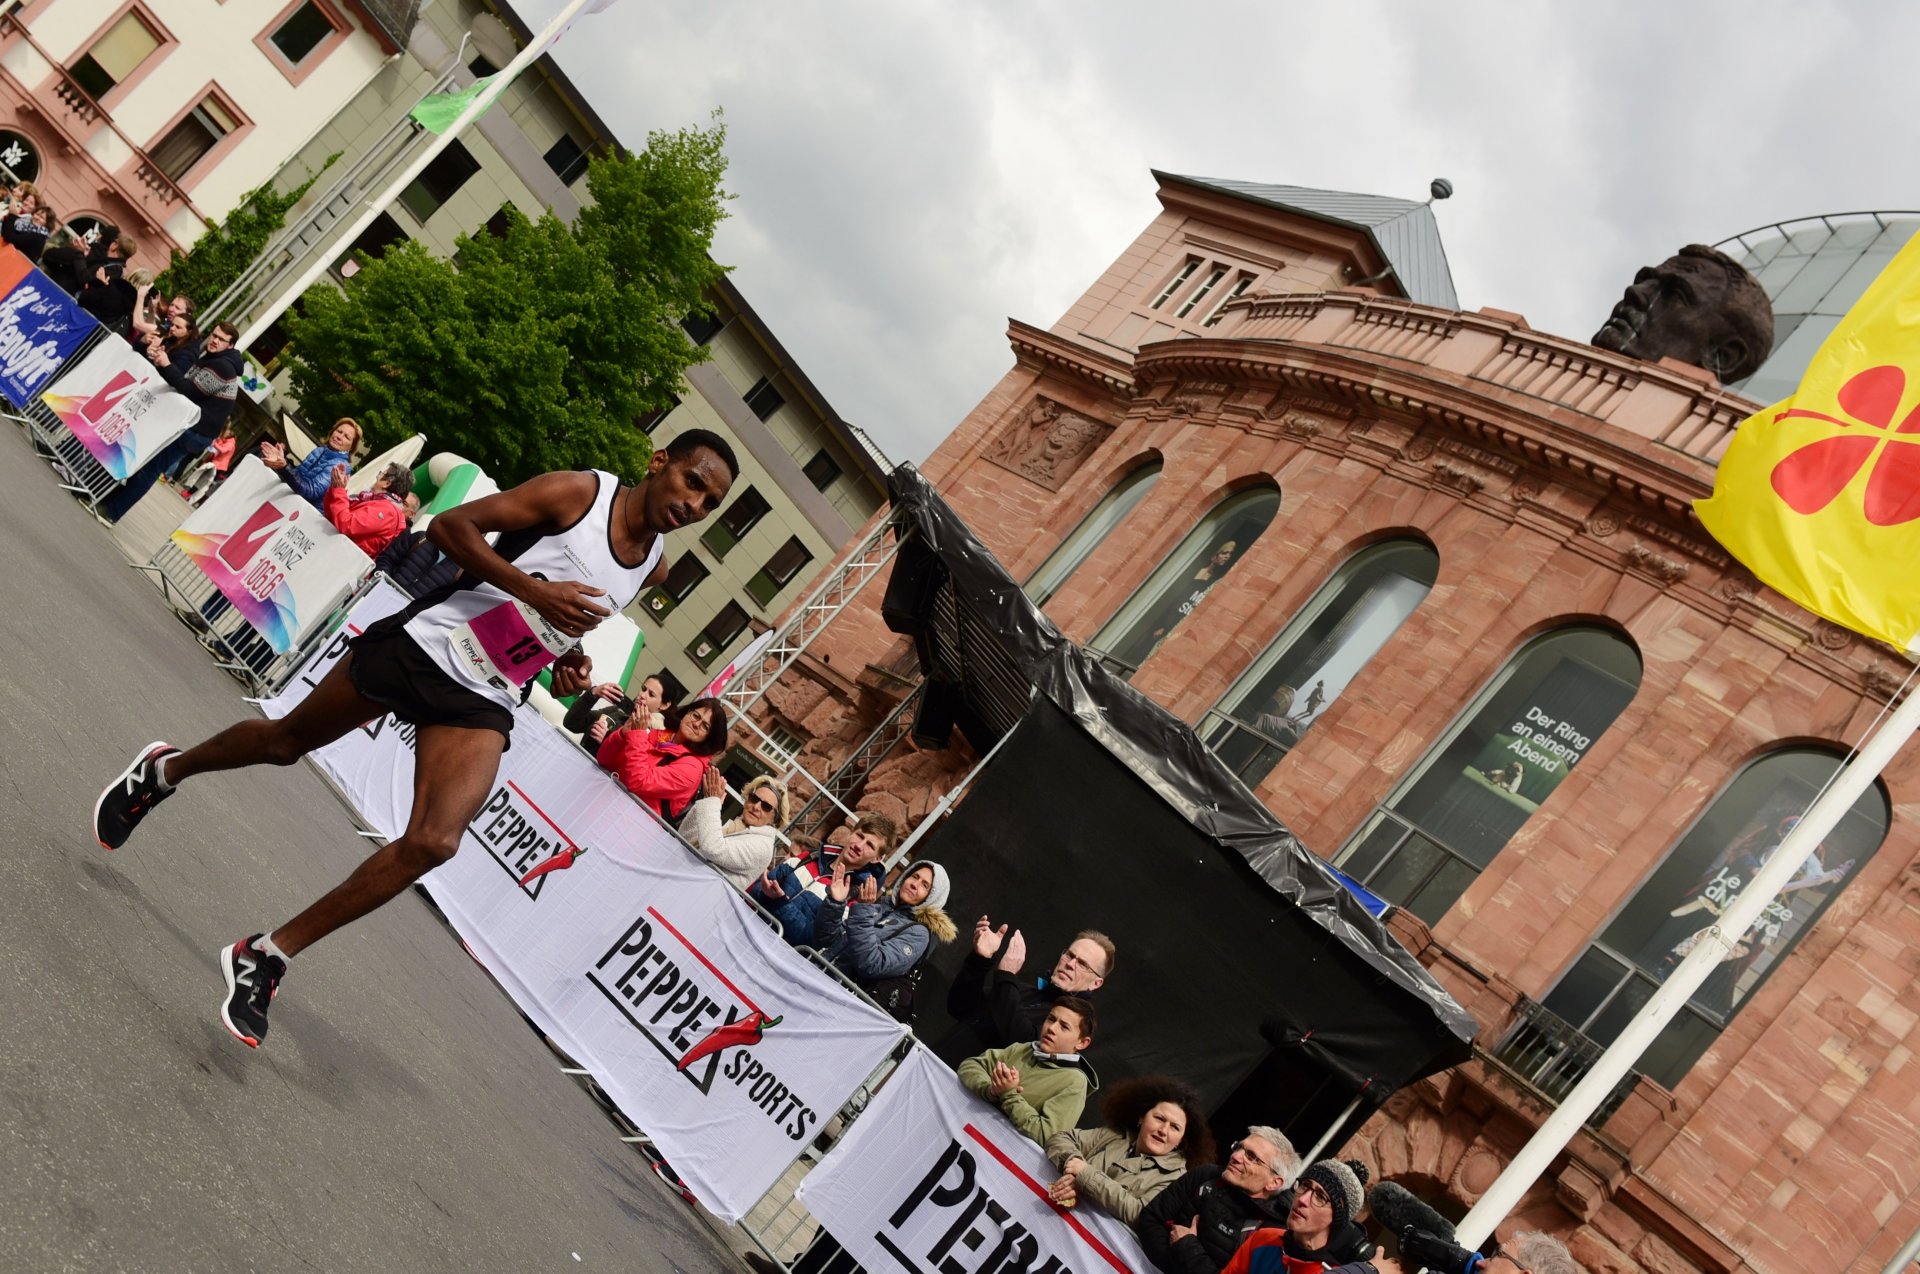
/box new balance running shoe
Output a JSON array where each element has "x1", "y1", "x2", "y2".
[
  {"x1": 92, "y1": 741, "x2": 179, "y2": 849},
  {"x1": 218, "y1": 935, "x2": 286, "y2": 1048}
]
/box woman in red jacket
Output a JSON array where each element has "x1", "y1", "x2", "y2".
[
  {"x1": 596, "y1": 697, "x2": 730, "y2": 820},
  {"x1": 323, "y1": 462, "x2": 414, "y2": 557}
]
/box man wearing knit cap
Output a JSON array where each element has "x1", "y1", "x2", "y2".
[
  {"x1": 1137, "y1": 1126, "x2": 1298, "y2": 1274},
  {"x1": 1217, "y1": 1158, "x2": 1375, "y2": 1274}
]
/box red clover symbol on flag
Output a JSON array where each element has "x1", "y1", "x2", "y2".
[{"x1": 1770, "y1": 364, "x2": 1920, "y2": 526}]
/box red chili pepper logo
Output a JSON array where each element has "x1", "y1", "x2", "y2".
[
  {"x1": 517, "y1": 845, "x2": 588, "y2": 888},
  {"x1": 676, "y1": 1009, "x2": 782, "y2": 1071}
]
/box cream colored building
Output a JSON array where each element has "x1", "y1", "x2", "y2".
[
  {"x1": 220, "y1": 0, "x2": 889, "y2": 707},
  {"x1": 0, "y1": 0, "x2": 416, "y2": 258}
]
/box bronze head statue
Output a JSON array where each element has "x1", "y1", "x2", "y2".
[{"x1": 1591, "y1": 244, "x2": 1774, "y2": 383}]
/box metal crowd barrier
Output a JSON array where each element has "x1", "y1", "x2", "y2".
[{"x1": 6, "y1": 325, "x2": 126, "y2": 516}]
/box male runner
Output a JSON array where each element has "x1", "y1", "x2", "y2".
[{"x1": 92, "y1": 430, "x2": 739, "y2": 1047}]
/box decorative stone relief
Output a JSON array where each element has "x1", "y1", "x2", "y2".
[
  {"x1": 1405, "y1": 437, "x2": 1437, "y2": 461},
  {"x1": 1814, "y1": 621, "x2": 1854, "y2": 652},
  {"x1": 1586, "y1": 514, "x2": 1621, "y2": 538},
  {"x1": 1431, "y1": 462, "x2": 1486, "y2": 496},
  {"x1": 1861, "y1": 666, "x2": 1905, "y2": 702},
  {"x1": 1281, "y1": 413, "x2": 1324, "y2": 440},
  {"x1": 1623, "y1": 544, "x2": 1690, "y2": 584},
  {"x1": 1715, "y1": 571, "x2": 1757, "y2": 603},
  {"x1": 983, "y1": 396, "x2": 1113, "y2": 491}
]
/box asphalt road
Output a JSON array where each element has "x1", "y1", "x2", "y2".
[{"x1": 0, "y1": 422, "x2": 747, "y2": 1273}]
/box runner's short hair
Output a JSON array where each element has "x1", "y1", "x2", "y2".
[{"x1": 664, "y1": 428, "x2": 739, "y2": 481}]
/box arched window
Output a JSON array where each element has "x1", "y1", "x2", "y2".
[
  {"x1": 1537, "y1": 748, "x2": 1888, "y2": 1089},
  {"x1": 1024, "y1": 462, "x2": 1161, "y2": 607},
  {"x1": 1200, "y1": 539, "x2": 1438, "y2": 786},
  {"x1": 1338, "y1": 625, "x2": 1643, "y2": 922},
  {"x1": 1089, "y1": 485, "x2": 1281, "y2": 679}
]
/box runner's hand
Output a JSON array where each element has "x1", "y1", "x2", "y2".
[
  {"x1": 551, "y1": 650, "x2": 592, "y2": 697},
  {"x1": 528, "y1": 579, "x2": 611, "y2": 637}
]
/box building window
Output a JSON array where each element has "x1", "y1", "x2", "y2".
[
  {"x1": 1338, "y1": 626, "x2": 1643, "y2": 923},
  {"x1": 482, "y1": 205, "x2": 514, "y2": 239},
  {"x1": 687, "y1": 602, "x2": 750, "y2": 669},
  {"x1": 397, "y1": 139, "x2": 481, "y2": 225},
  {"x1": 746, "y1": 536, "x2": 813, "y2": 607},
  {"x1": 743, "y1": 377, "x2": 785, "y2": 422},
  {"x1": 149, "y1": 94, "x2": 240, "y2": 183},
  {"x1": 68, "y1": 11, "x2": 162, "y2": 101},
  {"x1": 1150, "y1": 259, "x2": 1201, "y2": 310},
  {"x1": 468, "y1": 54, "x2": 499, "y2": 78},
  {"x1": 1199, "y1": 539, "x2": 1438, "y2": 788},
  {"x1": 701, "y1": 485, "x2": 770, "y2": 558},
  {"x1": 544, "y1": 134, "x2": 589, "y2": 185},
  {"x1": 759, "y1": 725, "x2": 804, "y2": 768},
  {"x1": 638, "y1": 551, "x2": 709, "y2": 620},
  {"x1": 802, "y1": 448, "x2": 842, "y2": 492},
  {"x1": 1539, "y1": 748, "x2": 1888, "y2": 1090},
  {"x1": 1175, "y1": 266, "x2": 1229, "y2": 318},
  {"x1": 1024, "y1": 463, "x2": 1161, "y2": 607},
  {"x1": 268, "y1": 1, "x2": 337, "y2": 65},
  {"x1": 1088, "y1": 486, "x2": 1281, "y2": 679},
  {"x1": 1203, "y1": 276, "x2": 1255, "y2": 328},
  {"x1": 682, "y1": 309, "x2": 724, "y2": 344},
  {"x1": 334, "y1": 212, "x2": 408, "y2": 278},
  {"x1": 635, "y1": 393, "x2": 680, "y2": 435}
]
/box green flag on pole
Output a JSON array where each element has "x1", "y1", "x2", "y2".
[{"x1": 409, "y1": 74, "x2": 501, "y2": 135}]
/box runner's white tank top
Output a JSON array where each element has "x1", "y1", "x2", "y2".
[{"x1": 402, "y1": 470, "x2": 663, "y2": 711}]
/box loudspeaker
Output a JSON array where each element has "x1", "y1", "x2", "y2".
[{"x1": 911, "y1": 678, "x2": 962, "y2": 749}]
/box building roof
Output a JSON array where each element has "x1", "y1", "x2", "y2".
[{"x1": 1159, "y1": 173, "x2": 1459, "y2": 310}]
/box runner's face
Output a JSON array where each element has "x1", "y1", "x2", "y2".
[
  {"x1": 677, "y1": 705, "x2": 713, "y2": 745},
  {"x1": 646, "y1": 448, "x2": 731, "y2": 534}
]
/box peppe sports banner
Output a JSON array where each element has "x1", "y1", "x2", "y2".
[
  {"x1": 0, "y1": 243, "x2": 98, "y2": 407},
  {"x1": 172, "y1": 457, "x2": 372, "y2": 653},
  {"x1": 39, "y1": 334, "x2": 199, "y2": 477},
  {"x1": 797, "y1": 1045, "x2": 1154, "y2": 1274},
  {"x1": 261, "y1": 597, "x2": 908, "y2": 1221}
]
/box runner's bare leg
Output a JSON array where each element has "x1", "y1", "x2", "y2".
[
  {"x1": 270, "y1": 722, "x2": 505, "y2": 956},
  {"x1": 164, "y1": 654, "x2": 383, "y2": 784}
]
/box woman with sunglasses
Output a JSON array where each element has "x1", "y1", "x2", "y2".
[{"x1": 679, "y1": 770, "x2": 790, "y2": 890}]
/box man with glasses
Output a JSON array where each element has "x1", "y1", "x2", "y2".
[
  {"x1": 939, "y1": 921, "x2": 1116, "y2": 1062},
  {"x1": 1136, "y1": 1126, "x2": 1297, "y2": 1274}
]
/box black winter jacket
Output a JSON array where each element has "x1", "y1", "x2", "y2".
[
  {"x1": 938, "y1": 948, "x2": 1086, "y2": 1063},
  {"x1": 373, "y1": 530, "x2": 460, "y2": 598},
  {"x1": 1136, "y1": 1165, "x2": 1292, "y2": 1274}
]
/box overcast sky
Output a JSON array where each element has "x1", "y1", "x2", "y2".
[{"x1": 540, "y1": 1, "x2": 1920, "y2": 464}]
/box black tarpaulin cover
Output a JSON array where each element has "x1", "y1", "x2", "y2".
[{"x1": 885, "y1": 464, "x2": 1477, "y2": 1098}]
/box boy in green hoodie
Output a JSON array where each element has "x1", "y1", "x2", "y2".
[{"x1": 958, "y1": 996, "x2": 1099, "y2": 1146}]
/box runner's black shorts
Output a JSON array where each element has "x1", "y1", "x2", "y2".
[{"x1": 347, "y1": 618, "x2": 515, "y2": 744}]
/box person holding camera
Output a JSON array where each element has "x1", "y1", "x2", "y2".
[{"x1": 100, "y1": 321, "x2": 245, "y2": 523}]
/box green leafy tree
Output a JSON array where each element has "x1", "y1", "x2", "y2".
[
  {"x1": 157, "y1": 163, "x2": 332, "y2": 304},
  {"x1": 281, "y1": 118, "x2": 731, "y2": 486}
]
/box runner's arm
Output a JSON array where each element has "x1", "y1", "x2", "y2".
[{"x1": 428, "y1": 471, "x2": 611, "y2": 636}]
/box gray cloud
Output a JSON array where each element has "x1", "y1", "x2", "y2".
[{"x1": 541, "y1": 0, "x2": 1920, "y2": 462}]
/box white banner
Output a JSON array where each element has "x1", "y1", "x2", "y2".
[
  {"x1": 263, "y1": 596, "x2": 908, "y2": 1221},
  {"x1": 38, "y1": 337, "x2": 200, "y2": 479},
  {"x1": 798, "y1": 1047, "x2": 1153, "y2": 1274},
  {"x1": 172, "y1": 456, "x2": 373, "y2": 654}
]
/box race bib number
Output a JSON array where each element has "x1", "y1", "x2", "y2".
[{"x1": 448, "y1": 599, "x2": 571, "y2": 690}]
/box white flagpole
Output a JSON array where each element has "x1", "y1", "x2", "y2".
[
  {"x1": 235, "y1": 0, "x2": 601, "y2": 350},
  {"x1": 1454, "y1": 679, "x2": 1920, "y2": 1249}
]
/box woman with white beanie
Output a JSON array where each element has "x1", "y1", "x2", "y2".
[
  {"x1": 678, "y1": 770, "x2": 790, "y2": 891},
  {"x1": 814, "y1": 858, "x2": 958, "y2": 984}
]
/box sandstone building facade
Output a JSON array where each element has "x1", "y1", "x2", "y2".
[{"x1": 761, "y1": 173, "x2": 1920, "y2": 1273}]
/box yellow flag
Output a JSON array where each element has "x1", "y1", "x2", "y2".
[{"x1": 1695, "y1": 230, "x2": 1920, "y2": 653}]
